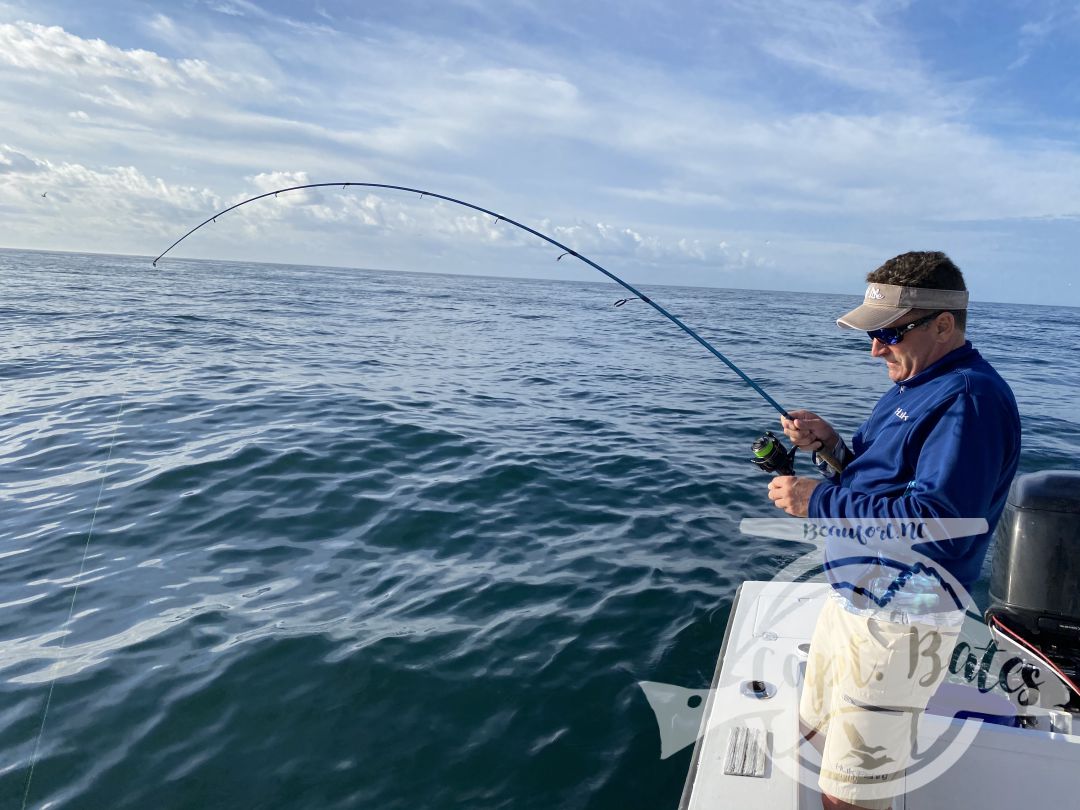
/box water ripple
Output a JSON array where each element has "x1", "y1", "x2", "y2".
[{"x1": 1, "y1": 249, "x2": 1076, "y2": 809}]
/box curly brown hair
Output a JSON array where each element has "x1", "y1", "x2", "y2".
[{"x1": 867, "y1": 251, "x2": 967, "y2": 331}]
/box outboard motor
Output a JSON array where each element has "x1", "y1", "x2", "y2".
[{"x1": 987, "y1": 470, "x2": 1080, "y2": 712}]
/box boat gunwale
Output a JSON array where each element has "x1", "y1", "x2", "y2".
[{"x1": 677, "y1": 582, "x2": 747, "y2": 810}]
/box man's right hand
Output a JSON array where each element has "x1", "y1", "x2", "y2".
[{"x1": 779, "y1": 409, "x2": 838, "y2": 454}]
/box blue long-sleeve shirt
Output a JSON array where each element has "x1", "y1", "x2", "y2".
[{"x1": 808, "y1": 341, "x2": 1021, "y2": 592}]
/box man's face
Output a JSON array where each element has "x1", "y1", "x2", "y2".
[{"x1": 870, "y1": 312, "x2": 944, "y2": 382}]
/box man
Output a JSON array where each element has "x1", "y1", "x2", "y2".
[{"x1": 766, "y1": 251, "x2": 1021, "y2": 809}]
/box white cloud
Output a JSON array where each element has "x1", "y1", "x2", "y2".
[
  {"x1": 77, "y1": 84, "x2": 140, "y2": 111},
  {"x1": 543, "y1": 219, "x2": 756, "y2": 267},
  {"x1": 206, "y1": 0, "x2": 247, "y2": 16},
  {"x1": 17, "y1": 9, "x2": 1056, "y2": 230},
  {"x1": 0, "y1": 21, "x2": 194, "y2": 88},
  {"x1": 0, "y1": 144, "x2": 221, "y2": 243},
  {"x1": 583, "y1": 91, "x2": 1080, "y2": 222},
  {"x1": 1, "y1": 5, "x2": 1079, "y2": 300},
  {"x1": 62, "y1": 169, "x2": 759, "y2": 272},
  {"x1": 1010, "y1": 5, "x2": 1079, "y2": 69},
  {"x1": 0, "y1": 143, "x2": 44, "y2": 174},
  {"x1": 721, "y1": 0, "x2": 964, "y2": 110},
  {"x1": 249, "y1": 170, "x2": 311, "y2": 194},
  {"x1": 199, "y1": 0, "x2": 338, "y2": 35},
  {"x1": 0, "y1": 20, "x2": 271, "y2": 94}
]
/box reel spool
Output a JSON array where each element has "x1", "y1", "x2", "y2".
[{"x1": 751, "y1": 431, "x2": 797, "y2": 476}]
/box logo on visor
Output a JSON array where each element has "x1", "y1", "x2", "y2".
[{"x1": 867, "y1": 286, "x2": 885, "y2": 300}]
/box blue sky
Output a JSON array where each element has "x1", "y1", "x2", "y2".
[{"x1": 1, "y1": 0, "x2": 1078, "y2": 305}]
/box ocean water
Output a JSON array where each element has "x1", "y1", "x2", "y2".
[{"x1": 2, "y1": 247, "x2": 1077, "y2": 809}]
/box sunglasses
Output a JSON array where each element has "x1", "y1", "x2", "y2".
[{"x1": 867, "y1": 311, "x2": 944, "y2": 345}]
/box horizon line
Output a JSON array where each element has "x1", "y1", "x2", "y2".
[{"x1": 0, "y1": 244, "x2": 1065, "y2": 310}]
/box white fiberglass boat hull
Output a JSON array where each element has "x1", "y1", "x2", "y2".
[{"x1": 679, "y1": 581, "x2": 1080, "y2": 809}]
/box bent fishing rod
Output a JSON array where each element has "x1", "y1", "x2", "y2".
[{"x1": 153, "y1": 182, "x2": 841, "y2": 474}]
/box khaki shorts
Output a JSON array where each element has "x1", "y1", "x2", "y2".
[{"x1": 799, "y1": 595, "x2": 960, "y2": 809}]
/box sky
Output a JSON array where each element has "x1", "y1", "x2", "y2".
[{"x1": 1, "y1": 0, "x2": 1079, "y2": 305}]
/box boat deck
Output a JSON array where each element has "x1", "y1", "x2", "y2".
[{"x1": 679, "y1": 581, "x2": 1080, "y2": 809}]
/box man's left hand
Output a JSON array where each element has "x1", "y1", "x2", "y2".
[{"x1": 768, "y1": 476, "x2": 820, "y2": 517}]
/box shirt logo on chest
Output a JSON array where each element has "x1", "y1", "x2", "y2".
[{"x1": 894, "y1": 407, "x2": 909, "y2": 421}]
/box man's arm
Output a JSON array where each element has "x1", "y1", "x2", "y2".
[{"x1": 809, "y1": 390, "x2": 1016, "y2": 553}]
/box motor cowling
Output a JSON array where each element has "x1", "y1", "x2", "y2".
[
  {"x1": 988, "y1": 470, "x2": 1080, "y2": 637},
  {"x1": 986, "y1": 470, "x2": 1080, "y2": 712}
]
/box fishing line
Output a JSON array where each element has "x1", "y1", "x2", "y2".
[
  {"x1": 22, "y1": 395, "x2": 127, "y2": 810},
  {"x1": 154, "y1": 182, "x2": 795, "y2": 417}
]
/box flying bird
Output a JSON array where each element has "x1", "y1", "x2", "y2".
[
  {"x1": 841, "y1": 723, "x2": 895, "y2": 771},
  {"x1": 41, "y1": 192, "x2": 47, "y2": 198},
  {"x1": 844, "y1": 724, "x2": 888, "y2": 755}
]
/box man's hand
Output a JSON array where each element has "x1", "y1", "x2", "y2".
[
  {"x1": 780, "y1": 409, "x2": 838, "y2": 454},
  {"x1": 768, "y1": 475, "x2": 820, "y2": 517}
]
